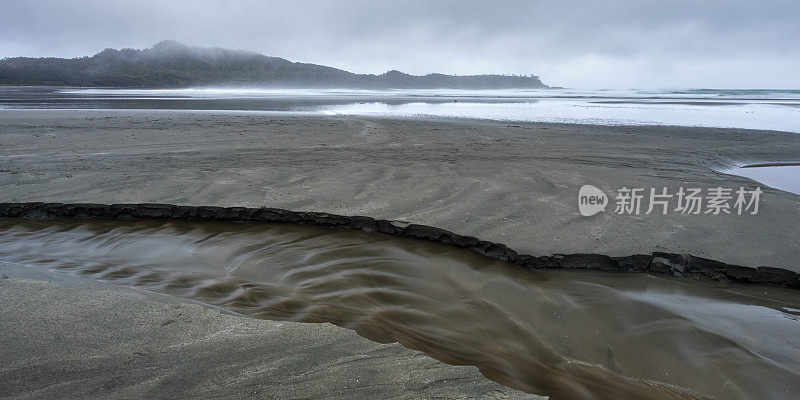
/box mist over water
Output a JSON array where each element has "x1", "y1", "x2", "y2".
[
  {"x1": 1, "y1": 218, "x2": 799, "y2": 400},
  {"x1": 2, "y1": 86, "x2": 800, "y2": 132}
]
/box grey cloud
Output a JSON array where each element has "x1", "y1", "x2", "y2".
[{"x1": 1, "y1": 0, "x2": 799, "y2": 88}]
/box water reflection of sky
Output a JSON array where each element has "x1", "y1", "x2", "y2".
[{"x1": 725, "y1": 165, "x2": 800, "y2": 195}]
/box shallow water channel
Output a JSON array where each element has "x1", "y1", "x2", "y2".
[{"x1": 1, "y1": 218, "x2": 798, "y2": 400}]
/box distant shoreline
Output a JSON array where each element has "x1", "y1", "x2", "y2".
[{"x1": 0, "y1": 41, "x2": 550, "y2": 89}]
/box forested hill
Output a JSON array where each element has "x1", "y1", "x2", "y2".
[{"x1": 0, "y1": 40, "x2": 549, "y2": 89}]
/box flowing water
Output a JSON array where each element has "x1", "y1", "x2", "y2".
[{"x1": 1, "y1": 218, "x2": 799, "y2": 400}]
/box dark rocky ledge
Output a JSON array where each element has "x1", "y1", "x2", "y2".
[{"x1": 1, "y1": 202, "x2": 798, "y2": 289}]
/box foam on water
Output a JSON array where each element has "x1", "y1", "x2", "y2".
[
  {"x1": 2, "y1": 87, "x2": 800, "y2": 133},
  {"x1": 322, "y1": 100, "x2": 800, "y2": 132}
]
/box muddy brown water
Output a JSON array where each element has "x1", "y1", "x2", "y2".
[{"x1": 1, "y1": 218, "x2": 798, "y2": 400}]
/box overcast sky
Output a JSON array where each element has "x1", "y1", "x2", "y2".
[{"x1": 1, "y1": 0, "x2": 799, "y2": 89}]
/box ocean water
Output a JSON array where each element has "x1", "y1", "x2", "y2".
[{"x1": 2, "y1": 86, "x2": 800, "y2": 132}]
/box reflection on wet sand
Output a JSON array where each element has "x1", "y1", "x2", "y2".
[
  {"x1": 1, "y1": 218, "x2": 798, "y2": 400},
  {"x1": 725, "y1": 163, "x2": 800, "y2": 196}
]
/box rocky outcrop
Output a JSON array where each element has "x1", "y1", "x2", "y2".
[{"x1": 1, "y1": 202, "x2": 797, "y2": 288}]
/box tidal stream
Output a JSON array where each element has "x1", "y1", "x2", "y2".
[{"x1": 1, "y1": 218, "x2": 798, "y2": 400}]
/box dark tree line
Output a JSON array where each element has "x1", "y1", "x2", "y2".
[{"x1": 0, "y1": 41, "x2": 549, "y2": 89}]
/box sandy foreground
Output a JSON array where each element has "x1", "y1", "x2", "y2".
[
  {"x1": 1, "y1": 109, "x2": 799, "y2": 398},
  {"x1": 0, "y1": 262, "x2": 536, "y2": 399}
]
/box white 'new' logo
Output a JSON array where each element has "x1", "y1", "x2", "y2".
[{"x1": 578, "y1": 185, "x2": 607, "y2": 216}]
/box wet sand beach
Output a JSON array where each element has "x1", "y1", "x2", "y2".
[
  {"x1": 0, "y1": 261, "x2": 533, "y2": 399},
  {"x1": 2, "y1": 0, "x2": 800, "y2": 397},
  {"x1": 1, "y1": 109, "x2": 800, "y2": 399},
  {"x1": 1, "y1": 109, "x2": 799, "y2": 269}
]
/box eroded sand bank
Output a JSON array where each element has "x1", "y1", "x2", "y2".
[{"x1": 1, "y1": 109, "x2": 798, "y2": 270}]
